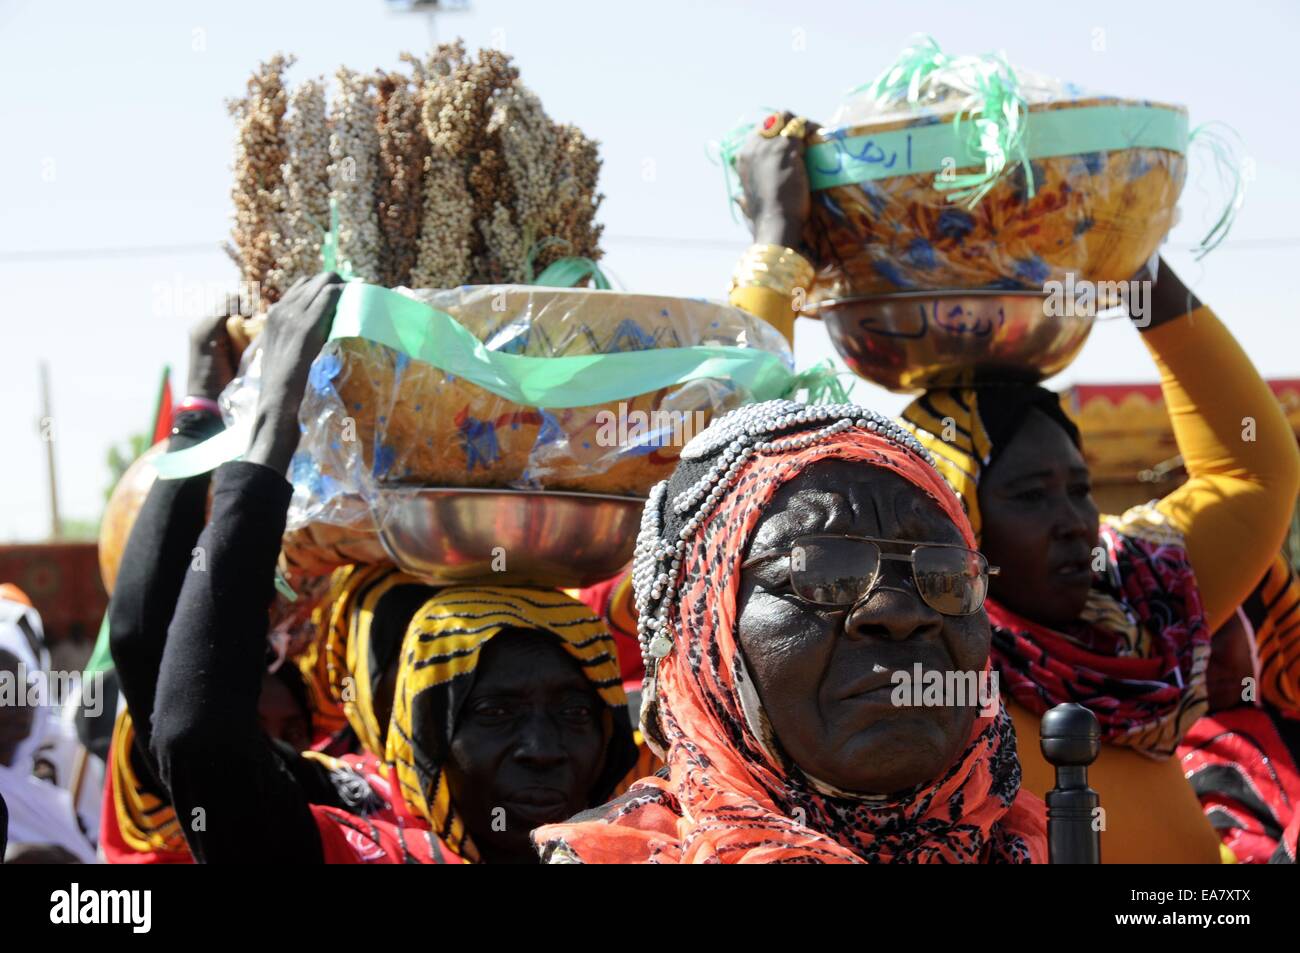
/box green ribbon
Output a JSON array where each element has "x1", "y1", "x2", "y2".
[
  {"x1": 848, "y1": 34, "x2": 949, "y2": 102},
  {"x1": 151, "y1": 421, "x2": 251, "y2": 479},
  {"x1": 1187, "y1": 122, "x2": 1247, "y2": 260},
  {"x1": 720, "y1": 36, "x2": 1193, "y2": 214},
  {"x1": 152, "y1": 281, "x2": 824, "y2": 480},
  {"x1": 532, "y1": 256, "x2": 611, "y2": 290},
  {"x1": 805, "y1": 104, "x2": 1188, "y2": 192},
  {"x1": 83, "y1": 613, "x2": 114, "y2": 677},
  {"x1": 325, "y1": 282, "x2": 794, "y2": 407},
  {"x1": 785, "y1": 358, "x2": 856, "y2": 404},
  {"x1": 319, "y1": 197, "x2": 355, "y2": 279}
]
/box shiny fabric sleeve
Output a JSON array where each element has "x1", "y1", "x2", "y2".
[
  {"x1": 728, "y1": 285, "x2": 796, "y2": 345},
  {"x1": 1143, "y1": 306, "x2": 1300, "y2": 630}
]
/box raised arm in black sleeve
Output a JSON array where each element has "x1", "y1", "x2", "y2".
[
  {"x1": 151, "y1": 460, "x2": 323, "y2": 863},
  {"x1": 108, "y1": 411, "x2": 223, "y2": 775}
]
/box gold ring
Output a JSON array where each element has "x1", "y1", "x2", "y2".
[
  {"x1": 758, "y1": 112, "x2": 785, "y2": 138},
  {"x1": 779, "y1": 116, "x2": 808, "y2": 140}
]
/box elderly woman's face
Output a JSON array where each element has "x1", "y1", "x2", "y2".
[{"x1": 736, "y1": 460, "x2": 991, "y2": 795}]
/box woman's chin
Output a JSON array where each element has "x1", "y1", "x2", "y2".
[{"x1": 808, "y1": 715, "x2": 961, "y2": 795}]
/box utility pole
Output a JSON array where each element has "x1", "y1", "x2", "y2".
[
  {"x1": 384, "y1": 0, "x2": 472, "y2": 49},
  {"x1": 39, "y1": 361, "x2": 62, "y2": 539}
]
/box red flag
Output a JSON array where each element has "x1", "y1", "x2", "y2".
[{"x1": 151, "y1": 366, "x2": 173, "y2": 445}]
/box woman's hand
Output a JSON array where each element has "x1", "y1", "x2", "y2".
[
  {"x1": 186, "y1": 310, "x2": 239, "y2": 401},
  {"x1": 736, "y1": 112, "x2": 817, "y2": 250},
  {"x1": 245, "y1": 273, "x2": 345, "y2": 475}
]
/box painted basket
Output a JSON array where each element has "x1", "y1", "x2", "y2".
[
  {"x1": 803, "y1": 97, "x2": 1187, "y2": 307},
  {"x1": 310, "y1": 285, "x2": 790, "y2": 499}
]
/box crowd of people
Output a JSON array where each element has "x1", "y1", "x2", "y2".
[{"x1": 3, "y1": 113, "x2": 1300, "y2": 865}]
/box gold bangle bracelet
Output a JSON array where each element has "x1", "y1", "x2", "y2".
[{"x1": 729, "y1": 244, "x2": 814, "y2": 297}]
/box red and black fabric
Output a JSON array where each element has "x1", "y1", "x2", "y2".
[
  {"x1": 1179, "y1": 704, "x2": 1300, "y2": 863},
  {"x1": 988, "y1": 516, "x2": 1210, "y2": 758}
]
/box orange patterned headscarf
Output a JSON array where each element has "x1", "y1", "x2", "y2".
[{"x1": 534, "y1": 402, "x2": 1045, "y2": 863}]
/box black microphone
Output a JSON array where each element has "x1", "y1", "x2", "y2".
[{"x1": 1040, "y1": 702, "x2": 1102, "y2": 864}]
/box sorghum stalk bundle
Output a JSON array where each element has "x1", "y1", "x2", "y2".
[
  {"x1": 228, "y1": 44, "x2": 603, "y2": 294},
  {"x1": 226, "y1": 53, "x2": 293, "y2": 302},
  {"x1": 271, "y1": 77, "x2": 330, "y2": 295},
  {"x1": 375, "y1": 71, "x2": 429, "y2": 288},
  {"x1": 328, "y1": 67, "x2": 382, "y2": 283}
]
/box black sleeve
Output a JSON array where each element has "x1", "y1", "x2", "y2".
[
  {"x1": 108, "y1": 411, "x2": 223, "y2": 782},
  {"x1": 151, "y1": 461, "x2": 324, "y2": 864}
]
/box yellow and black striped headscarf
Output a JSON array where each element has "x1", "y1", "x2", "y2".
[
  {"x1": 108, "y1": 709, "x2": 189, "y2": 858},
  {"x1": 1243, "y1": 555, "x2": 1300, "y2": 713},
  {"x1": 899, "y1": 385, "x2": 1082, "y2": 540},
  {"x1": 295, "y1": 567, "x2": 357, "y2": 740},
  {"x1": 386, "y1": 586, "x2": 637, "y2": 863},
  {"x1": 318, "y1": 564, "x2": 434, "y2": 757}
]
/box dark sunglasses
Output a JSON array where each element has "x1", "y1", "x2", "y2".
[{"x1": 740, "y1": 534, "x2": 999, "y2": 617}]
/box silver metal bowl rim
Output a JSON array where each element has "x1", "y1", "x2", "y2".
[
  {"x1": 375, "y1": 486, "x2": 647, "y2": 505},
  {"x1": 813, "y1": 288, "x2": 1055, "y2": 310}
]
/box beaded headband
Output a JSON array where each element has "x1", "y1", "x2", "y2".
[{"x1": 631, "y1": 399, "x2": 936, "y2": 699}]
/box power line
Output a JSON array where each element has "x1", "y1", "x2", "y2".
[
  {"x1": 0, "y1": 241, "x2": 226, "y2": 263},
  {"x1": 2, "y1": 234, "x2": 1298, "y2": 265}
]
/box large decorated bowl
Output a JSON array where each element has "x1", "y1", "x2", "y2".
[
  {"x1": 820, "y1": 290, "x2": 1094, "y2": 393},
  {"x1": 312, "y1": 285, "x2": 791, "y2": 498},
  {"x1": 803, "y1": 96, "x2": 1187, "y2": 308}
]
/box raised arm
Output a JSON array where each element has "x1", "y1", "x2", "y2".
[
  {"x1": 108, "y1": 313, "x2": 234, "y2": 777},
  {"x1": 151, "y1": 273, "x2": 344, "y2": 863},
  {"x1": 728, "y1": 112, "x2": 817, "y2": 345},
  {"x1": 1142, "y1": 262, "x2": 1300, "y2": 630}
]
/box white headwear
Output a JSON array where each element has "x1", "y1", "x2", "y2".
[
  {"x1": 0, "y1": 595, "x2": 51, "y2": 774},
  {"x1": 0, "y1": 595, "x2": 97, "y2": 861}
]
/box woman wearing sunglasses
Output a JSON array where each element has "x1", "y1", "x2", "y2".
[
  {"x1": 733, "y1": 121, "x2": 1300, "y2": 863},
  {"x1": 533, "y1": 400, "x2": 1047, "y2": 863}
]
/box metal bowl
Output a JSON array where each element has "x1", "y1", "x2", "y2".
[
  {"x1": 374, "y1": 487, "x2": 643, "y2": 589},
  {"x1": 818, "y1": 290, "x2": 1094, "y2": 393}
]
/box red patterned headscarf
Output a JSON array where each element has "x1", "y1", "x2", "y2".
[{"x1": 534, "y1": 402, "x2": 1046, "y2": 863}]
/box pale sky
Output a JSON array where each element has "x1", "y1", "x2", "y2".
[{"x1": 2, "y1": 0, "x2": 1298, "y2": 540}]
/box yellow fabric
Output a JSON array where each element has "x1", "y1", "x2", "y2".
[
  {"x1": 1253, "y1": 555, "x2": 1300, "y2": 711},
  {"x1": 1008, "y1": 700, "x2": 1222, "y2": 863},
  {"x1": 323, "y1": 563, "x2": 425, "y2": 757},
  {"x1": 1144, "y1": 306, "x2": 1300, "y2": 631},
  {"x1": 110, "y1": 710, "x2": 188, "y2": 856},
  {"x1": 898, "y1": 390, "x2": 995, "y2": 538},
  {"x1": 728, "y1": 285, "x2": 796, "y2": 346},
  {"x1": 608, "y1": 572, "x2": 637, "y2": 639},
  {"x1": 294, "y1": 567, "x2": 357, "y2": 739},
  {"x1": 386, "y1": 586, "x2": 626, "y2": 863}
]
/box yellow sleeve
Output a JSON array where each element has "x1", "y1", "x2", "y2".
[
  {"x1": 1143, "y1": 306, "x2": 1300, "y2": 630},
  {"x1": 728, "y1": 285, "x2": 796, "y2": 346},
  {"x1": 1009, "y1": 700, "x2": 1222, "y2": 863}
]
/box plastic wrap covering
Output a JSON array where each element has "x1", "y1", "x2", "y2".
[
  {"x1": 798, "y1": 45, "x2": 1188, "y2": 306},
  {"x1": 268, "y1": 285, "x2": 791, "y2": 572}
]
